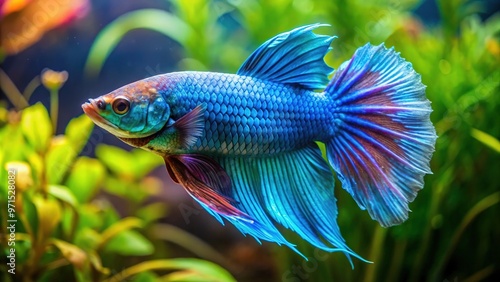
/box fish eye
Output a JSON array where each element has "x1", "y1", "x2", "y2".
[{"x1": 112, "y1": 97, "x2": 130, "y2": 115}]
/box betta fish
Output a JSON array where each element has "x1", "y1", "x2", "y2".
[{"x1": 82, "y1": 24, "x2": 436, "y2": 263}]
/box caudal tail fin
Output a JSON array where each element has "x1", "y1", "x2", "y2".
[{"x1": 325, "y1": 44, "x2": 437, "y2": 227}]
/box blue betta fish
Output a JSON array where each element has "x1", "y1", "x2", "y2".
[{"x1": 82, "y1": 24, "x2": 436, "y2": 263}]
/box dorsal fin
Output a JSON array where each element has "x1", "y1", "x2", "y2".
[{"x1": 237, "y1": 24, "x2": 335, "y2": 90}]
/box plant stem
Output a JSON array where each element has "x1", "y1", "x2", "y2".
[
  {"x1": 363, "y1": 225, "x2": 387, "y2": 282},
  {"x1": 0, "y1": 68, "x2": 29, "y2": 110},
  {"x1": 463, "y1": 264, "x2": 495, "y2": 282},
  {"x1": 50, "y1": 89, "x2": 59, "y2": 134},
  {"x1": 387, "y1": 240, "x2": 407, "y2": 282},
  {"x1": 23, "y1": 76, "x2": 41, "y2": 102},
  {"x1": 429, "y1": 192, "x2": 500, "y2": 281},
  {"x1": 151, "y1": 223, "x2": 234, "y2": 271}
]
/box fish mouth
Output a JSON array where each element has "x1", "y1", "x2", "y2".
[
  {"x1": 81, "y1": 99, "x2": 117, "y2": 130},
  {"x1": 82, "y1": 99, "x2": 103, "y2": 122}
]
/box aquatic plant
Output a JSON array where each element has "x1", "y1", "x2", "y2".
[{"x1": 0, "y1": 71, "x2": 236, "y2": 281}]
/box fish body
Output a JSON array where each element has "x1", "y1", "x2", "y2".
[
  {"x1": 83, "y1": 24, "x2": 437, "y2": 263},
  {"x1": 132, "y1": 71, "x2": 331, "y2": 156}
]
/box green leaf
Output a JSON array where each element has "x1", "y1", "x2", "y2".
[
  {"x1": 96, "y1": 145, "x2": 162, "y2": 179},
  {"x1": 100, "y1": 205, "x2": 121, "y2": 229},
  {"x1": 151, "y1": 224, "x2": 229, "y2": 269},
  {"x1": 65, "y1": 157, "x2": 105, "y2": 202},
  {"x1": 104, "y1": 258, "x2": 236, "y2": 282},
  {"x1": 95, "y1": 144, "x2": 135, "y2": 176},
  {"x1": 102, "y1": 175, "x2": 135, "y2": 198},
  {"x1": 45, "y1": 136, "x2": 77, "y2": 184},
  {"x1": 0, "y1": 123, "x2": 28, "y2": 163},
  {"x1": 65, "y1": 114, "x2": 95, "y2": 154},
  {"x1": 130, "y1": 271, "x2": 158, "y2": 282},
  {"x1": 84, "y1": 9, "x2": 193, "y2": 76},
  {"x1": 471, "y1": 128, "x2": 500, "y2": 153},
  {"x1": 137, "y1": 203, "x2": 168, "y2": 225},
  {"x1": 88, "y1": 250, "x2": 109, "y2": 275},
  {"x1": 99, "y1": 217, "x2": 143, "y2": 248},
  {"x1": 51, "y1": 239, "x2": 87, "y2": 270},
  {"x1": 26, "y1": 151, "x2": 43, "y2": 187},
  {"x1": 32, "y1": 196, "x2": 61, "y2": 242},
  {"x1": 21, "y1": 102, "x2": 52, "y2": 153},
  {"x1": 104, "y1": 230, "x2": 154, "y2": 256},
  {"x1": 131, "y1": 149, "x2": 163, "y2": 179},
  {"x1": 48, "y1": 185, "x2": 79, "y2": 208},
  {"x1": 74, "y1": 227, "x2": 102, "y2": 251},
  {"x1": 77, "y1": 204, "x2": 104, "y2": 231}
]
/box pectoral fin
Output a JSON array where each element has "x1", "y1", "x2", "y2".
[
  {"x1": 173, "y1": 103, "x2": 207, "y2": 148},
  {"x1": 164, "y1": 154, "x2": 252, "y2": 221}
]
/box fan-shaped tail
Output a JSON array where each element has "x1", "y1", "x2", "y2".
[{"x1": 324, "y1": 44, "x2": 437, "y2": 227}]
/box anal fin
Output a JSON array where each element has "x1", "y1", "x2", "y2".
[{"x1": 216, "y1": 144, "x2": 367, "y2": 264}]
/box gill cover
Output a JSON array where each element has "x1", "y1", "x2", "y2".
[{"x1": 98, "y1": 84, "x2": 171, "y2": 138}]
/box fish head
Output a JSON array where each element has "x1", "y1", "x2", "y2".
[{"x1": 82, "y1": 79, "x2": 170, "y2": 138}]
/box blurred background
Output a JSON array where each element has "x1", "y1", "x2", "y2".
[{"x1": 1, "y1": 0, "x2": 499, "y2": 281}]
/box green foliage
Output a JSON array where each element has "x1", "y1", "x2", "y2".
[{"x1": 0, "y1": 78, "x2": 236, "y2": 281}]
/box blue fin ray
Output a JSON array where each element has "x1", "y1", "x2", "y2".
[
  {"x1": 215, "y1": 157, "x2": 302, "y2": 254},
  {"x1": 215, "y1": 144, "x2": 366, "y2": 264},
  {"x1": 237, "y1": 23, "x2": 335, "y2": 89},
  {"x1": 325, "y1": 44, "x2": 437, "y2": 227},
  {"x1": 171, "y1": 154, "x2": 299, "y2": 252},
  {"x1": 174, "y1": 144, "x2": 366, "y2": 262}
]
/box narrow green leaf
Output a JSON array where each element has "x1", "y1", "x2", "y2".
[
  {"x1": 88, "y1": 250, "x2": 110, "y2": 275},
  {"x1": 99, "y1": 217, "x2": 143, "y2": 248},
  {"x1": 21, "y1": 102, "x2": 52, "y2": 153},
  {"x1": 104, "y1": 258, "x2": 236, "y2": 282},
  {"x1": 471, "y1": 128, "x2": 500, "y2": 153},
  {"x1": 84, "y1": 9, "x2": 193, "y2": 76},
  {"x1": 51, "y1": 239, "x2": 87, "y2": 270},
  {"x1": 151, "y1": 224, "x2": 228, "y2": 268},
  {"x1": 104, "y1": 230, "x2": 154, "y2": 256},
  {"x1": 130, "y1": 271, "x2": 158, "y2": 282},
  {"x1": 48, "y1": 184, "x2": 79, "y2": 208},
  {"x1": 162, "y1": 270, "x2": 216, "y2": 282}
]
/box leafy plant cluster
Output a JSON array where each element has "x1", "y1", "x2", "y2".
[{"x1": 0, "y1": 75, "x2": 236, "y2": 281}]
